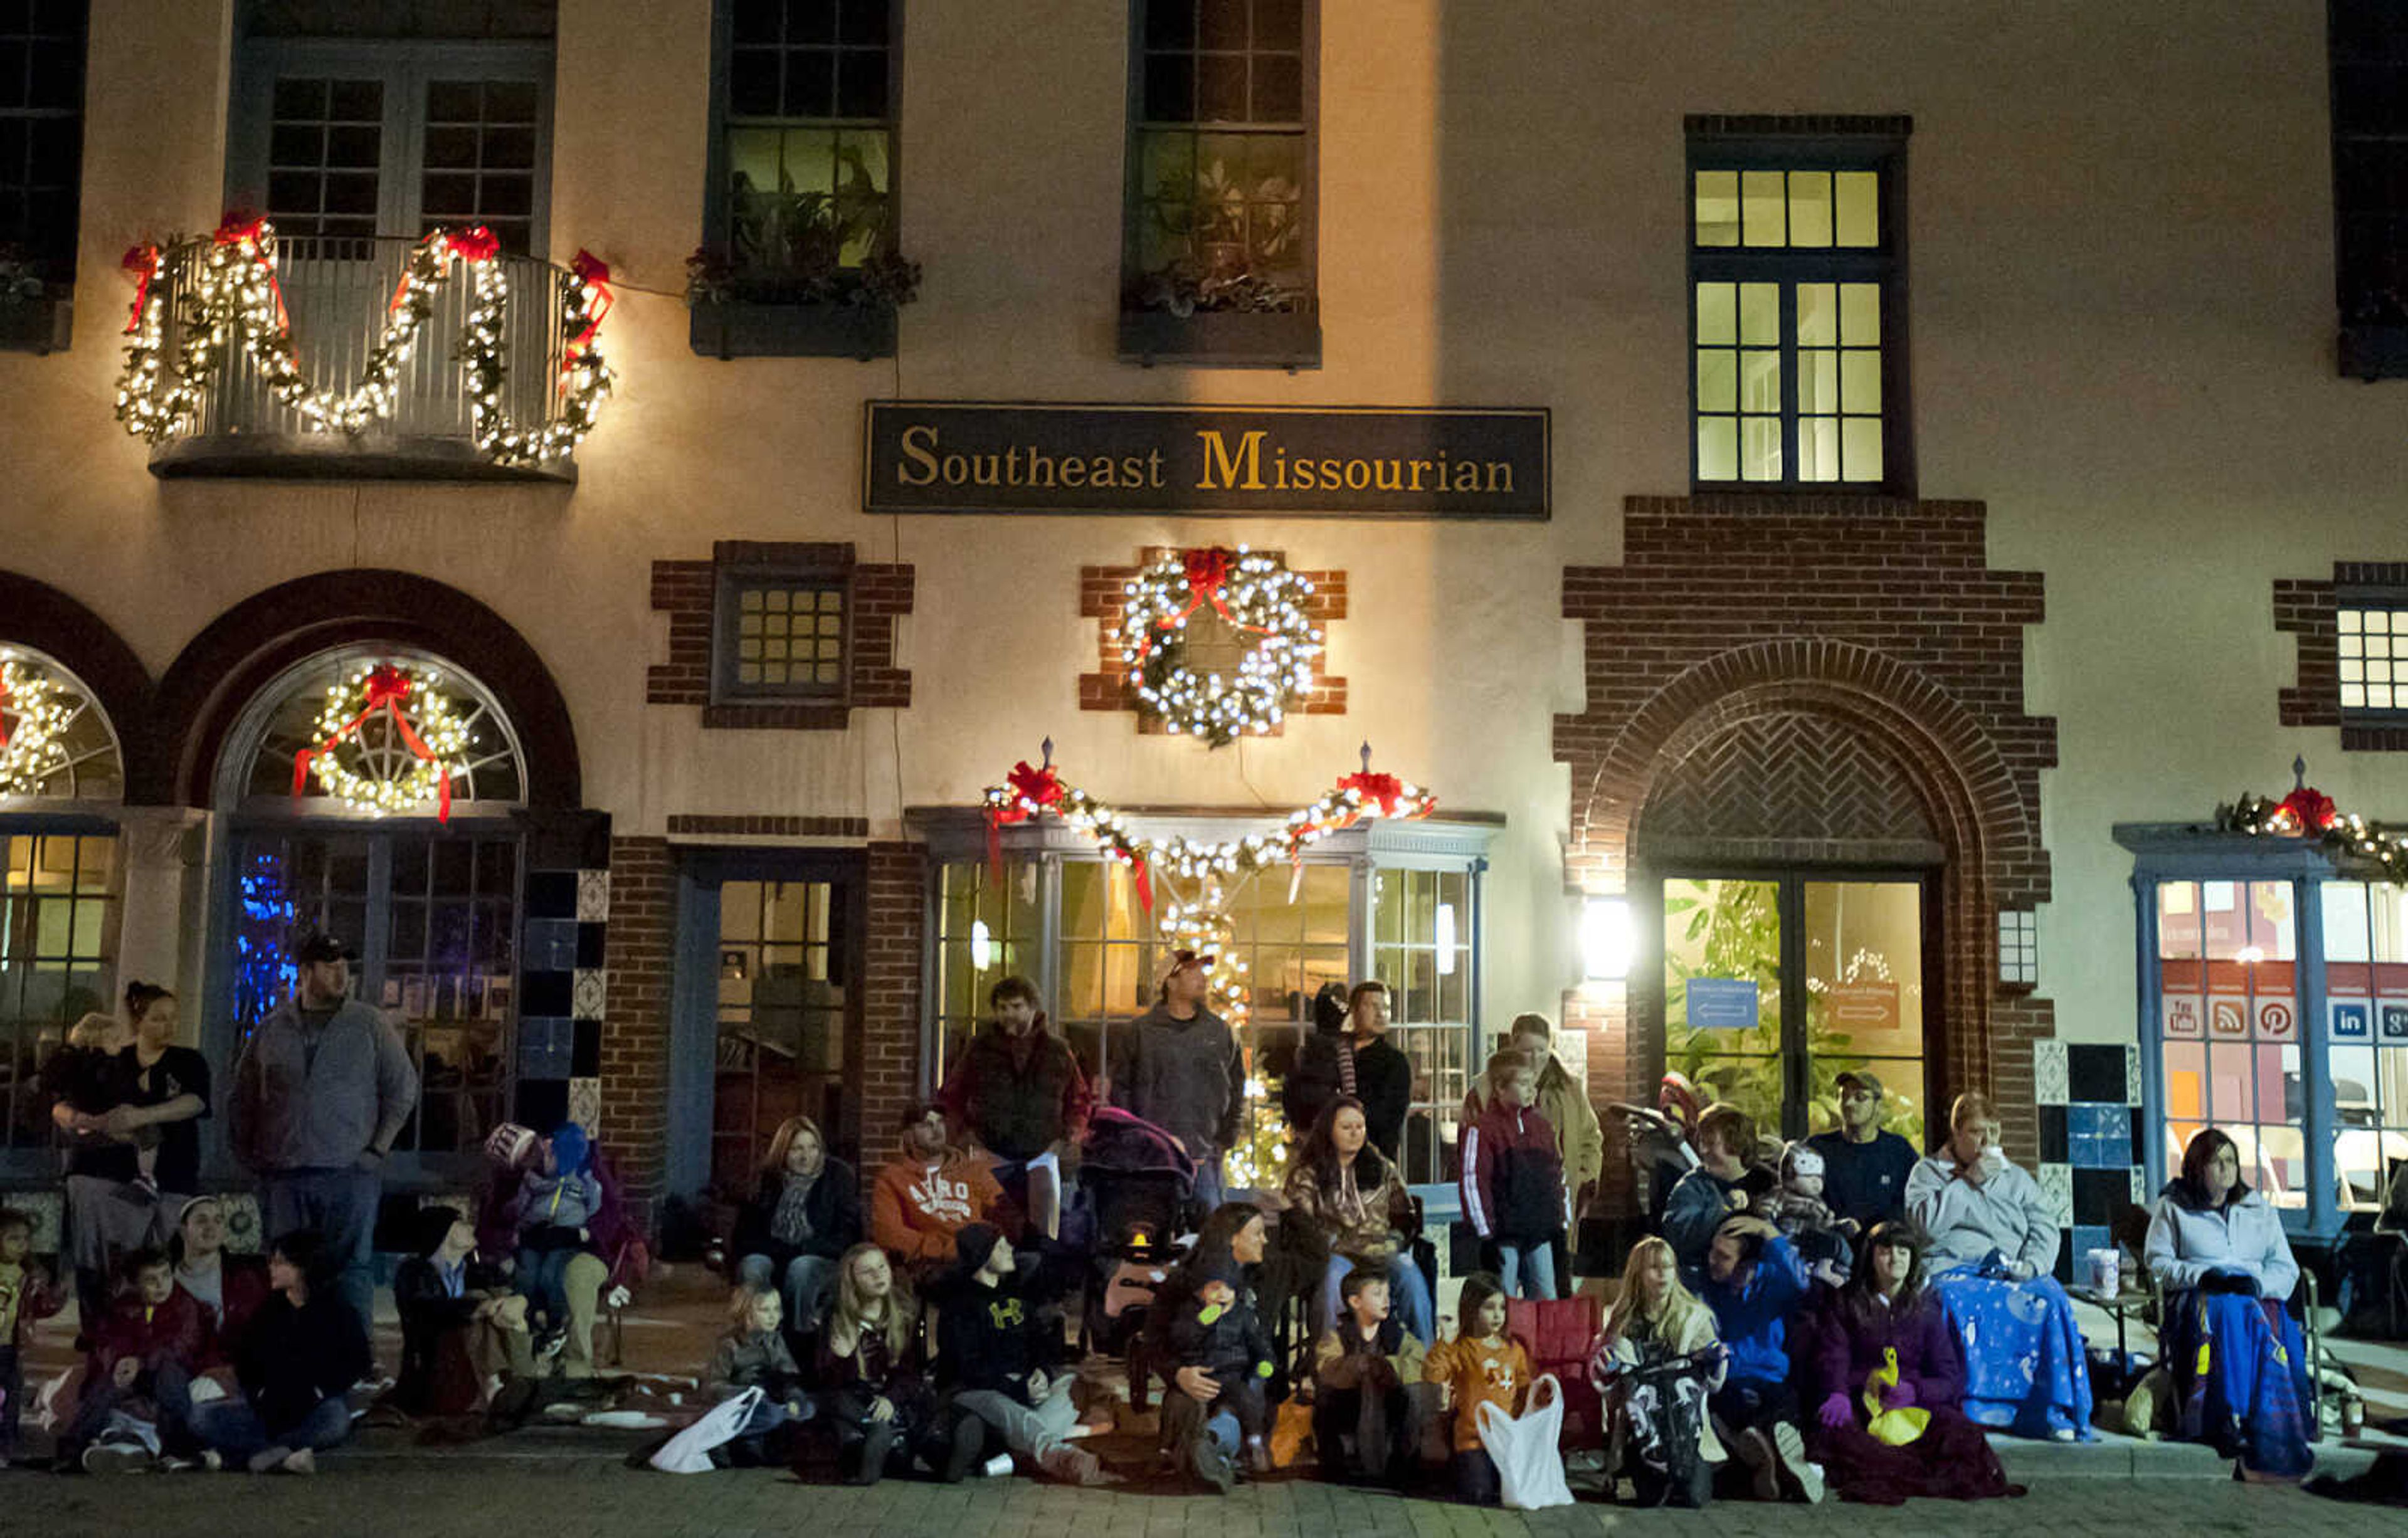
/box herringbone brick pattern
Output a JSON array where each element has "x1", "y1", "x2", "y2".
[{"x1": 1640, "y1": 710, "x2": 1938, "y2": 845}]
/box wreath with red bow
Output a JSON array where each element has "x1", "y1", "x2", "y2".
[{"x1": 1116, "y1": 545, "x2": 1323, "y2": 746}]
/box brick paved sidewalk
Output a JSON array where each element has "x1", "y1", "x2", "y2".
[{"x1": 4, "y1": 1460, "x2": 2405, "y2": 1538}]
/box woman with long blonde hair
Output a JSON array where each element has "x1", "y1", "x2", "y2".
[
  {"x1": 732, "y1": 1114, "x2": 859, "y2": 1335},
  {"x1": 812, "y1": 1242, "x2": 981, "y2": 1485},
  {"x1": 1590, "y1": 1236, "x2": 1727, "y2": 1508}
]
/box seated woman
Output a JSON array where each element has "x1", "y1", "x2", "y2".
[
  {"x1": 1905, "y1": 1091, "x2": 2093, "y2": 1440},
  {"x1": 1150, "y1": 1203, "x2": 1276, "y2": 1493},
  {"x1": 189, "y1": 1230, "x2": 372, "y2": 1474},
  {"x1": 1590, "y1": 1235, "x2": 1725, "y2": 1510},
  {"x1": 733, "y1": 1115, "x2": 859, "y2": 1339},
  {"x1": 1283, "y1": 1095, "x2": 1434, "y2": 1342},
  {"x1": 1809, "y1": 1221, "x2": 2020, "y2": 1506},
  {"x1": 2143, "y1": 1126, "x2": 2313, "y2": 1479}
]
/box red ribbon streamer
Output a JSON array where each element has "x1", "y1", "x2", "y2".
[
  {"x1": 0, "y1": 674, "x2": 11, "y2": 750},
  {"x1": 1131, "y1": 855, "x2": 1153, "y2": 915},
  {"x1": 984, "y1": 760, "x2": 1064, "y2": 875},
  {"x1": 564, "y1": 249, "x2": 614, "y2": 377},
  {"x1": 120, "y1": 244, "x2": 159, "y2": 336},
  {"x1": 291, "y1": 665, "x2": 453, "y2": 822}
]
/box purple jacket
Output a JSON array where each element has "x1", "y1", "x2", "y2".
[{"x1": 1814, "y1": 1287, "x2": 1965, "y2": 1408}]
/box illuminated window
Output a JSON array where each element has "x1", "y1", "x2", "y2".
[
  {"x1": 716, "y1": 0, "x2": 897, "y2": 292},
  {"x1": 2338, "y1": 606, "x2": 2408, "y2": 714},
  {"x1": 0, "y1": 832, "x2": 117, "y2": 1165},
  {"x1": 716, "y1": 572, "x2": 849, "y2": 700},
  {"x1": 1689, "y1": 124, "x2": 1907, "y2": 492}
]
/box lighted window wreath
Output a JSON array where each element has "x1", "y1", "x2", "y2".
[
  {"x1": 231, "y1": 649, "x2": 524, "y2": 818},
  {"x1": 1117, "y1": 545, "x2": 1322, "y2": 745},
  {"x1": 0, "y1": 648, "x2": 124, "y2": 801}
]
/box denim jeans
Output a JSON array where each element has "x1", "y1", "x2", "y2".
[
  {"x1": 63, "y1": 1361, "x2": 198, "y2": 1458},
  {"x1": 1497, "y1": 1238, "x2": 1558, "y2": 1300},
  {"x1": 1191, "y1": 1150, "x2": 1225, "y2": 1214},
  {"x1": 1318, "y1": 1252, "x2": 1435, "y2": 1342},
  {"x1": 737, "y1": 1252, "x2": 837, "y2": 1333},
  {"x1": 261, "y1": 1167, "x2": 382, "y2": 1328},
  {"x1": 188, "y1": 1392, "x2": 353, "y2": 1462},
  {"x1": 515, "y1": 1244, "x2": 579, "y2": 1329}
]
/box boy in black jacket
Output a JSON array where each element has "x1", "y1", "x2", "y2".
[
  {"x1": 393, "y1": 1208, "x2": 535, "y2": 1416},
  {"x1": 936, "y1": 1225, "x2": 1114, "y2": 1485}
]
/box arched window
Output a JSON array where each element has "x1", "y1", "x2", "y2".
[
  {"x1": 0, "y1": 645, "x2": 126, "y2": 1173},
  {"x1": 214, "y1": 646, "x2": 527, "y2": 1171}
]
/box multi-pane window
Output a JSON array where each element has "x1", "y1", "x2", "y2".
[
  {"x1": 721, "y1": 0, "x2": 897, "y2": 291},
  {"x1": 1371, "y1": 868, "x2": 1472, "y2": 1186},
  {"x1": 0, "y1": 0, "x2": 86, "y2": 287},
  {"x1": 420, "y1": 79, "x2": 540, "y2": 255},
  {"x1": 716, "y1": 574, "x2": 848, "y2": 699},
  {"x1": 1689, "y1": 140, "x2": 1903, "y2": 490},
  {"x1": 711, "y1": 877, "x2": 848, "y2": 1193},
  {"x1": 2338, "y1": 605, "x2": 2408, "y2": 714},
  {"x1": 2154, "y1": 879, "x2": 2305, "y2": 1208},
  {"x1": 2320, "y1": 880, "x2": 2408, "y2": 1211},
  {"x1": 267, "y1": 78, "x2": 384, "y2": 244},
  {"x1": 2331, "y1": 3, "x2": 2408, "y2": 328},
  {"x1": 0, "y1": 831, "x2": 115, "y2": 1163},
  {"x1": 1126, "y1": 0, "x2": 1312, "y2": 308},
  {"x1": 931, "y1": 859, "x2": 1045, "y2": 1076}
]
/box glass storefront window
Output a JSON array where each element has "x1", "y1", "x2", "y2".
[
  {"x1": 2155, "y1": 878, "x2": 2306, "y2": 1208},
  {"x1": 1372, "y1": 866, "x2": 1472, "y2": 1185},
  {"x1": 2320, "y1": 880, "x2": 2408, "y2": 1211},
  {"x1": 0, "y1": 831, "x2": 119, "y2": 1159}
]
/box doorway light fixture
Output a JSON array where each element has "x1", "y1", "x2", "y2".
[{"x1": 1582, "y1": 895, "x2": 1634, "y2": 981}]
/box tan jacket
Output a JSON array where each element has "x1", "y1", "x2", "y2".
[
  {"x1": 1283, "y1": 1150, "x2": 1414, "y2": 1266},
  {"x1": 1464, "y1": 1052, "x2": 1603, "y2": 1193}
]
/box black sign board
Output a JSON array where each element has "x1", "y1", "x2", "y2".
[{"x1": 862, "y1": 401, "x2": 1549, "y2": 520}]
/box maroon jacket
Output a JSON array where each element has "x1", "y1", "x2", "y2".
[
  {"x1": 1812, "y1": 1286, "x2": 1966, "y2": 1408},
  {"x1": 90, "y1": 1286, "x2": 212, "y2": 1377},
  {"x1": 190, "y1": 1258, "x2": 273, "y2": 1368},
  {"x1": 1460, "y1": 1100, "x2": 1566, "y2": 1243}
]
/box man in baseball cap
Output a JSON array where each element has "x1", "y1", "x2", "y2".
[
  {"x1": 1805, "y1": 1068, "x2": 1919, "y2": 1231},
  {"x1": 1108, "y1": 949, "x2": 1242, "y2": 1210}
]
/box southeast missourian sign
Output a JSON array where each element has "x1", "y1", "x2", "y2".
[{"x1": 862, "y1": 401, "x2": 1550, "y2": 520}]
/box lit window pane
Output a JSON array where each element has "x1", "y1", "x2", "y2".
[
  {"x1": 1800, "y1": 416, "x2": 1840, "y2": 482},
  {"x1": 1740, "y1": 349, "x2": 1781, "y2": 411},
  {"x1": 1739, "y1": 282, "x2": 1779, "y2": 345},
  {"x1": 1741, "y1": 169, "x2": 1786, "y2": 245},
  {"x1": 1698, "y1": 416, "x2": 1738, "y2": 480},
  {"x1": 1787, "y1": 171, "x2": 1833, "y2": 245},
  {"x1": 2340, "y1": 609, "x2": 2363, "y2": 633},
  {"x1": 1840, "y1": 349, "x2": 1882, "y2": 413},
  {"x1": 1694, "y1": 169, "x2": 1738, "y2": 246},
  {"x1": 1839, "y1": 283, "x2": 1881, "y2": 344},
  {"x1": 1696, "y1": 349, "x2": 1737, "y2": 412},
  {"x1": 2342, "y1": 658, "x2": 2365, "y2": 682},
  {"x1": 1696, "y1": 282, "x2": 1736, "y2": 345},
  {"x1": 1835, "y1": 171, "x2": 1879, "y2": 245},
  {"x1": 1841, "y1": 417, "x2": 1883, "y2": 481},
  {"x1": 1797, "y1": 282, "x2": 1836, "y2": 345},
  {"x1": 2371, "y1": 611, "x2": 2392, "y2": 633},
  {"x1": 2340, "y1": 634, "x2": 2363, "y2": 657},
  {"x1": 1800, "y1": 349, "x2": 1837, "y2": 412},
  {"x1": 1741, "y1": 416, "x2": 1782, "y2": 480}
]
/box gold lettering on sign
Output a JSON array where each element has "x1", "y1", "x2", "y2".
[{"x1": 1195, "y1": 429, "x2": 1268, "y2": 491}]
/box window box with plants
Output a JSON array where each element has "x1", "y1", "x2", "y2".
[
  {"x1": 687, "y1": 170, "x2": 919, "y2": 361},
  {"x1": 1119, "y1": 263, "x2": 1319, "y2": 367},
  {"x1": 0, "y1": 250, "x2": 70, "y2": 354},
  {"x1": 1121, "y1": 145, "x2": 1319, "y2": 368}
]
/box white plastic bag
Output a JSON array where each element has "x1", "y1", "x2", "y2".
[
  {"x1": 1475, "y1": 1372, "x2": 1575, "y2": 1511},
  {"x1": 648, "y1": 1386, "x2": 761, "y2": 1474}
]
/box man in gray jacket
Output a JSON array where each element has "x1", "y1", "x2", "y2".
[
  {"x1": 1111, "y1": 950, "x2": 1244, "y2": 1210},
  {"x1": 230, "y1": 934, "x2": 420, "y2": 1326}
]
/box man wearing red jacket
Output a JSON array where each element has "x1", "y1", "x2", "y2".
[
  {"x1": 1459, "y1": 1050, "x2": 1568, "y2": 1299},
  {"x1": 63, "y1": 1247, "x2": 214, "y2": 1472}
]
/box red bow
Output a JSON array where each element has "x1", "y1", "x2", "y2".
[
  {"x1": 212, "y1": 213, "x2": 267, "y2": 248},
  {"x1": 292, "y1": 666, "x2": 455, "y2": 822},
  {"x1": 1139, "y1": 547, "x2": 1268, "y2": 660},
  {"x1": 120, "y1": 244, "x2": 159, "y2": 336},
  {"x1": 1339, "y1": 771, "x2": 1406, "y2": 816},
  {"x1": 2278, "y1": 786, "x2": 2337, "y2": 833},
  {"x1": 0, "y1": 671, "x2": 13, "y2": 750},
  {"x1": 985, "y1": 760, "x2": 1065, "y2": 873},
  {"x1": 562, "y1": 248, "x2": 614, "y2": 380},
  {"x1": 448, "y1": 226, "x2": 502, "y2": 265}
]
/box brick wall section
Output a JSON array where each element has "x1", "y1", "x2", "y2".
[
  {"x1": 1079, "y1": 549, "x2": 1348, "y2": 728},
  {"x1": 665, "y1": 814, "x2": 870, "y2": 838},
  {"x1": 2276, "y1": 562, "x2": 2408, "y2": 751},
  {"x1": 600, "y1": 836, "x2": 674, "y2": 1228},
  {"x1": 856, "y1": 841, "x2": 927, "y2": 1161},
  {"x1": 1556, "y1": 496, "x2": 2058, "y2": 1179},
  {"x1": 647, "y1": 541, "x2": 913, "y2": 725}
]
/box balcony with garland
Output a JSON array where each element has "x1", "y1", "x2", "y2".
[{"x1": 115, "y1": 221, "x2": 614, "y2": 483}]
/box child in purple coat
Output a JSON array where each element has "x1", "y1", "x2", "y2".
[{"x1": 1809, "y1": 1221, "x2": 2022, "y2": 1507}]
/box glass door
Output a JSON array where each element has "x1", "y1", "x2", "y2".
[{"x1": 1661, "y1": 871, "x2": 1931, "y2": 1140}]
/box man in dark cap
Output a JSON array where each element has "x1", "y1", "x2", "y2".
[
  {"x1": 229, "y1": 934, "x2": 418, "y2": 1329},
  {"x1": 1803, "y1": 1068, "x2": 1920, "y2": 1231}
]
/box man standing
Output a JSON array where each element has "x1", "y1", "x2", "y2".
[
  {"x1": 937, "y1": 976, "x2": 1094, "y2": 1171},
  {"x1": 1284, "y1": 981, "x2": 1412, "y2": 1163},
  {"x1": 1111, "y1": 950, "x2": 1244, "y2": 1210},
  {"x1": 1804, "y1": 1069, "x2": 1921, "y2": 1232},
  {"x1": 228, "y1": 935, "x2": 419, "y2": 1329}
]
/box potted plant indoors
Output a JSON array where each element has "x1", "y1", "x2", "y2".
[{"x1": 687, "y1": 152, "x2": 921, "y2": 360}]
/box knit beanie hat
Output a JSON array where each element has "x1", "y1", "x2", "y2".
[
  {"x1": 550, "y1": 1121, "x2": 591, "y2": 1176},
  {"x1": 955, "y1": 1222, "x2": 1004, "y2": 1276}
]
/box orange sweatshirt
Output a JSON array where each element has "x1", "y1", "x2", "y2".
[
  {"x1": 1422, "y1": 1332, "x2": 1533, "y2": 1452},
  {"x1": 870, "y1": 1152, "x2": 1006, "y2": 1265}
]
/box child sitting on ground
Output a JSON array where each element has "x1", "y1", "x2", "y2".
[
  {"x1": 63, "y1": 1247, "x2": 213, "y2": 1472},
  {"x1": 935, "y1": 1223, "x2": 1114, "y2": 1485},
  {"x1": 702, "y1": 1285, "x2": 811, "y2": 1467},
  {"x1": 393, "y1": 1208, "x2": 534, "y2": 1418},
  {"x1": 1422, "y1": 1270, "x2": 1541, "y2": 1505},
  {"x1": 0, "y1": 1208, "x2": 63, "y2": 1468},
  {"x1": 1755, "y1": 1143, "x2": 1855, "y2": 1285},
  {"x1": 815, "y1": 1242, "x2": 983, "y2": 1486},
  {"x1": 512, "y1": 1122, "x2": 602, "y2": 1348},
  {"x1": 1311, "y1": 1267, "x2": 1427, "y2": 1487},
  {"x1": 1592, "y1": 1235, "x2": 1728, "y2": 1509}
]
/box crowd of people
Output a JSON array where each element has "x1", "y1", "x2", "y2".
[{"x1": 0, "y1": 942, "x2": 2319, "y2": 1502}]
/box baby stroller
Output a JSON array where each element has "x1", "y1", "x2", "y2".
[{"x1": 1075, "y1": 1107, "x2": 1200, "y2": 1408}]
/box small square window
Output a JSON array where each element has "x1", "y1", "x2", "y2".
[
  {"x1": 715, "y1": 571, "x2": 849, "y2": 702},
  {"x1": 2339, "y1": 604, "x2": 2408, "y2": 719}
]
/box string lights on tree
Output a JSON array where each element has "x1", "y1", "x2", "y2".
[
  {"x1": 293, "y1": 663, "x2": 473, "y2": 821},
  {"x1": 0, "y1": 654, "x2": 73, "y2": 796},
  {"x1": 115, "y1": 215, "x2": 615, "y2": 469},
  {"x1": 1119, "y1": 545, "x2": 1322, "y2": 745},
  {"x1": 2219, "y1": 756, "x2": 2408, "y2": 872}
]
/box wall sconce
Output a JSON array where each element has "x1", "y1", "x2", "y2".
[
  {"x1": 970, "y1": 919, "x2": 993, "y2": 972},
  {"x1": 1998, "y1": 909, "x2": 2036, "y2": 988},
  {"x1": 1435, "y1": 902, "x2": 1457, "y2": 976},
  {"x1": 1582, "y1": 895, "x2": 1634, "y2": 982}
]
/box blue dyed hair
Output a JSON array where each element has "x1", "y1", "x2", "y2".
[{"x1": 549, "y1": 1122, "x2": 591, "y2": 1176}]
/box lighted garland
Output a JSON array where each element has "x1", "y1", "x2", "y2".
[
  {"x1": 2221, "y1": 779, "x2": 2408, "y2": 874},
  {"x1": 295, "y1": 663, "x2": 474, "y2": 821},
  {"x1": 1119, "y1": 546, "x2": 1322, "y2": 745},
  {"x1": 115, "y1": 216, "x2": 614, "y2": 469},
  {"x1": 0, "y1": 656, "x2": 74, "y2": 796}
]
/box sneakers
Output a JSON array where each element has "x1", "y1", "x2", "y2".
[
  {"x1": 280, "y1": 1448, "x2": 317, "y2": 1476},
  {"x1": 1038, "y1": 1444, "x2": 1122, "y2": 1487},
  {"x1": 1244, "y1": 1433, "x2": 1273, "y2": 1475},
  {"x1": 246, "y1": 1445, "x2": 294, "y2": 1475},
  {"x1": 80, "y1": 1440, "x2": 153, "y2": 1476},
  {"x1": 1771, "y1": 1422, "x2": 1824, "y2": 1504},
  {"x1": 1731, "y1": 1427, "x2": 1780, "y2": 1501},
  {"x1": 1188, "y1": 1431, "x2": 1237, "y2": 1493}
]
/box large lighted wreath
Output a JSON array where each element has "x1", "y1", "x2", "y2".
[
  {"x1": 1118, "y1": 545, "x2": 1322, "y2": 745},
  {"x1": 0, "y1": 656, "x2": 73, "y2": 796},
  {"x1": 293, "y1": 663, "x2": 474, "y2": 821}
]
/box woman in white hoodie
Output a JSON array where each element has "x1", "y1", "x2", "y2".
[{"x1": 2143, "y1": 1127, "x2": 2313, "y2": 1478}]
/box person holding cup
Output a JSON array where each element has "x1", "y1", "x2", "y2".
[{"x1": 1904, "y1": 1091, "x2": 2093, "y2": 1441}]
